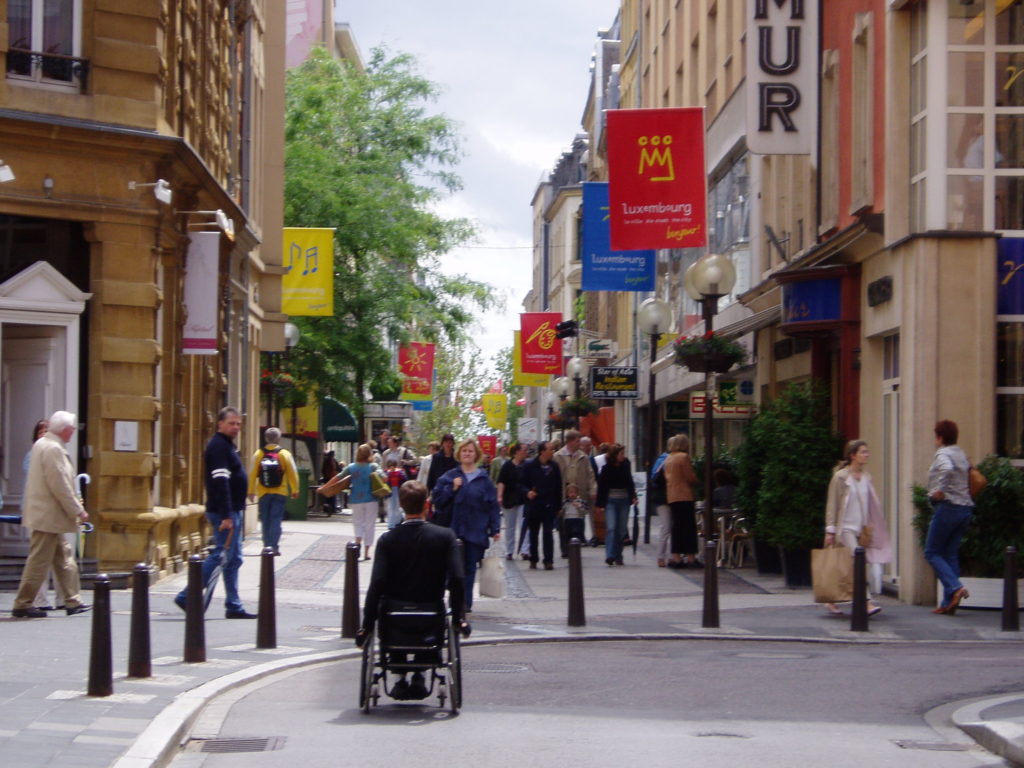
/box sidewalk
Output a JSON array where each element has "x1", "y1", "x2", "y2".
[{"x1": 2, "y1": 514, "x2": 1024, "y2": 768}]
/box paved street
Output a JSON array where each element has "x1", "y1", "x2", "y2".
[{"x1": 4, "y1": 514, "x2": 1024, "y2": 767}]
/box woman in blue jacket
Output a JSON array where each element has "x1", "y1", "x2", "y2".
[{"x1": 431, "y1": 439, "x2": 501, "y2": 611}]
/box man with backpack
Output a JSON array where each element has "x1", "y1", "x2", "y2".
[{"x1": 248, "y1": 427, "x2": 300, "y2": 555}]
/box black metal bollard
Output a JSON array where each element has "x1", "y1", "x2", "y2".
[
  {"x1": 183, "y1": 554, "x2": 206, "y2": 663},
  {"x1": 567, "y1": 538, "x2": 585, "y2": 627},
  {"x1": 87, "y1": 574, "x2": 112, "y2": 697},
  {"x1": 1003, "y1": 546, "x2": 1020, "y2": 632},
  {"x1": 257, "y1": 547, "x2": 277, "y2": 648},
  {"x1": 341, "y1": 541, "x2": 360, "y2": 638},
  {"x1": 127, "y1": 563, "x2": 151, "y2": 678},
  {"x1": 702, "y1": 540, "x2": 719, "y2": 628},
  {"x1": 850, "y1": 546, "x2": 868, "y2": 632}
]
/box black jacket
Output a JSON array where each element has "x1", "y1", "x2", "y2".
[
  {"x1": 596, "y1": 459, "x2": 637, "y2": 508},
  {"x1": 520, "y1": 457, "x2": 563, "y2": 518},
  {"x1": 362, "y1": 519, "x2": 465, "y2": 631},
  {"x1": 205, "y1": 432, "x2": 247, "y2": 515},
  {"x1": 426, "y1": 453, "x2": 458, "y2": 490},
  {"x1": 496, "y1": 459, "x2": 528, "y2": 508}
]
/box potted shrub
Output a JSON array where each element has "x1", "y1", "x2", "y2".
[
  {"x1": 675, "y1": 332, "x2": 747, "y2": 373},
  {"x1": 738, "y1": 382, "x2": 842, "y2": 587},
  {"x1": 912, "y1": 455, "x2": 1024, "y2": 606}
]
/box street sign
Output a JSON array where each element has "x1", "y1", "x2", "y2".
[
  {"x1": 590, "y1": 366, "x2": 638, "y2": 399},
  {"x1": 518, "y1": 417, "x2": 539, "y2": 444},
  {"x1": 584, "y1": 338, "x2": 617, "y2": 358},
  {"x1": 690, "y1": 391, "x2": 756, "y2": 418}
]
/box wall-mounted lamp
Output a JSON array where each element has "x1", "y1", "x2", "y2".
[
  {"x1": 177, "y1": 208, "x2": 234, "y2": 238},
  {"x1": 0, "y1": 161, "x2": 15, "y2": 183},
  {"x1": 129, "y1": 179, "x2": 173, "y2": 205},
  {"x1": 42, "y1": 176, "x2": 54, "y2": 198}
]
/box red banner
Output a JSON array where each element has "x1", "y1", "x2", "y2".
[
  {"x1": 519, "y1": 313, "x2": 562, "y2": 374},
  {"x1": 477, "y1": 434, "x2": 497, "y2": 460},
  {"x1": 398, "y1": 342, "x2": 435, "y2": 402},
  {"x1": 606, "y1": 107, "x2": 707, "y2": 251}
]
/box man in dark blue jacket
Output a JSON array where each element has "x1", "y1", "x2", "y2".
[
  {"x1": 521, "y1": 441, "x2": 563, "y2": 570},
  {"x1": 175, "y1": 406, "x2": 256, "y2": 618}
]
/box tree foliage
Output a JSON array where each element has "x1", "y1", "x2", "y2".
[{"x1": 281, "y1": 46, "x2": 494, "y2": 415}]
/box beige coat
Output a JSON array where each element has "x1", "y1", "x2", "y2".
[
  {"x1": 22, "y1": 432, "x2": 83, "y2": 534},
  {"x1": 553, "y1": 447, "x2": 596, "y2": 501},
  {"x1": 664, "y1": 451, "x2": 697, "y2": 503},
  {"x1": 824, "y1": 467, "x2": 893, "y2": 564}
]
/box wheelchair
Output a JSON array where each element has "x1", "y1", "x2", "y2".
[{"x1": 359, "y1": 598, "x2": 462, "y2": 714}]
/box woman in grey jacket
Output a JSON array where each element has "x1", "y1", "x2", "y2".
[{"x1": 926, "y1": 420, "x2": 975, "y2": 615}]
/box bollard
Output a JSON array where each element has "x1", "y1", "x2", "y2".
[
  {"x1": 702, "y1": 540, "x2": 719, "y2": 628},
  {"x1": 256, "y1": 547, "x2": 277, "y2": 648},
  {"x1": 341, "y1": 541, "x2": 360, "y2": 638},
  {"x1": 183, "y1": 554, "x2": 206, "y2": 663},
  {"x1": 850, "y1": 546, "x2": 868, "y2": 632},
  {"x1": 1003, "y1": 546, "x2": 1020, "y2": 632},
  {"x1": 567, "y1": 538, "x2": 585, "y2": 627},
  {"x1": 87, "y1": 574, "x2": 112, "y2": 697},
  {"x1": 127, "y1": 563, "x2": 152, "y2": 678}
]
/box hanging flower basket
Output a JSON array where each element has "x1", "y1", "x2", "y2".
[
  {"x1": 674, "y1": 333, "x2": 747, "y2": 373},
  {"x1": 560, "y1": 395, "x2": 599, "y2": 419}
]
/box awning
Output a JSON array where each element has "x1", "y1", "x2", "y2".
[
  {"x1": 320, "y1": 397, "x2": 358, "y2": 443},
  {"x1": 716, "y1": 305, "x2": 782, "y2": 340}
]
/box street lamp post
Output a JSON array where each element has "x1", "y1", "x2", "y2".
[
  {"x1": 684, "y1": 253, "x2": 737, "y2": 629},
  {"x1": 550, "y1": 376, "x2": 571, "y2": 441},
  {"x1": 283, "y1": 322, "x2": 301, "y2": 456},
  {"x1": 566, "y1": 356, "x2": 591, "y2": 425},
  {"x1": 637, "y1": 297, "x2": 671, "y2": 545}
]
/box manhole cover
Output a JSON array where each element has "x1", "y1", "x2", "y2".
[{"x1": 186, "y1": 736, "x2": 286, "y2": 753}]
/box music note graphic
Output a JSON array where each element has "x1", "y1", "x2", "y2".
[
  {"x1": 302, "y1": 246, "x2": 318, "y2": 275},
  {"x1": 285, "y1": 242, "x2": 301, "y2": 274}
]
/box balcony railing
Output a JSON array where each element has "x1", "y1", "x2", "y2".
[{"x1": 6, "y1": 49, "x2": 88, "y2": 91}]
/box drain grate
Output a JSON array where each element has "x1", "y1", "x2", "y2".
[
  {"x1": 461, "y1": 661, "x2": 532, "y2": 674},
  {"x1": 187, "y1": 736, "x2": 286, "y2": 753},
  {"x1": 892, "y1": 740, "x2": 974, "y2": 752}
]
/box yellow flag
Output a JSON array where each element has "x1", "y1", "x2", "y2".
[
  {"x1": 282, "y1": 228, "x2": 334, "y2": 316},
  {"x1": 482, "y1": 393, "x2": 508, "y2": 430},
  {"x1": 512, "y1": 331, "x2": 550, "y2": 387}
]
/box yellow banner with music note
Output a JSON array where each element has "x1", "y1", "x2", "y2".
[
  {"x1": 482, "y1": 393, "x2": 508, "y2": 431},
  {"x1": 282, "y1": 228, "x2": 334, "y2": 316}
]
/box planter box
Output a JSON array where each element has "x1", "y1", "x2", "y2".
[
  {"x1": 937, "y1": 576, "x2": 1024, "y2": 609},
  {"x1": 677, "y1": 352, "x2": 739, "y2": 373}
]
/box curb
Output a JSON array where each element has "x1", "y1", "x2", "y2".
[{"x1": 952, "y1": 693, "x2": 1024, "y2": 767}]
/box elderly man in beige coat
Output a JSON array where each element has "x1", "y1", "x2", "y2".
[
  {"x1": 553, "y1": 430, "x2": 596, "y2": 556},
  {"x1": 11, "y1": 411, "x2": 90, "y2": 618}
]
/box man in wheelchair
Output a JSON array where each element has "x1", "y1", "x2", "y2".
[{"x1": 356, "y1": 480, "x2": 471, "y2": 700}]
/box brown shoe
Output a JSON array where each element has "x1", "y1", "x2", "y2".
[
  {"x1": 932, "y1": 605, "x2": 949, "y2": 614},
  {"x1": 544, "y1": 563, "x2": 553, "y2": 571},
  {"x1": 657, "y1": 559, "x2": 666, "y2": 568},
  {"x1": 946, "y1": 587, "x2": 969, "y2": 615}
]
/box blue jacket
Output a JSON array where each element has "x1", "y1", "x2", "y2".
[
  {"x1": 431, "y1": 467, "x2": 501, "y2": 547},
  {"x1": 205, "y1": 432, "x2": 247, "y2": 515},
  {"x1": 340, "y1": 461, "x2": 382, "y2": 505}
]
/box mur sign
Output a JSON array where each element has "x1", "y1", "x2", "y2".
[{"x1": 746, "y1": 0, "x2": 817, "y2": 155}]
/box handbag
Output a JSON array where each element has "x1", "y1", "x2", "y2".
[
  {"x1": 370, "y1": 471, "x2": 392, "y2": 500},
  {"x1": 812, "y1": 546, "x2": 853, "y2": 603},
  {"x1": 318, "y1": 473, "x2": 350, "y2": 498},
  {"x1": 968, "y1": 466, "x2": 988, "y2": 498},
  {"x1": 478, "y1": 547, "x2": 505, "y2": 598},
  {"x1": 858, "y1": 524, "x2": 873, "y2": 548}
]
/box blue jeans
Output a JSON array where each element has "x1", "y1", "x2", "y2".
[
  {"x1": 604, "y1": 497, "x2": 630, "y2": 562},
  {"x1": 387, "y1": 489, "x2": 402, "y2": 529},
  {"x1": 462, "y1": 539, "x2": 486, "y2": 610},
  {"x1": 924, "y1": 501, "x2": 973, "y2": 606},
  {"x1": 258, "y1": 494, "x2": 287, "y2": 552},
  {"x1": 502, "y1": 505, "x2": 523, "y2": 557},
  {"x1": 176, "y1": 509, "x2": 245, "y2": 613}
]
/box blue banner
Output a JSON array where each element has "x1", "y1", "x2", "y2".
[
  {"x1": 581, "y1": 182, "x2": 656, "y2": 291},
  {"x1": 998, "y1": 238, "x2": 1024, "y2": 316},
  {"x1": 411, "y1": 400, "x2": 433, "y2": 412},
  {"x1": 782, "y1": 278, "x2": 841, "y2": 324}
]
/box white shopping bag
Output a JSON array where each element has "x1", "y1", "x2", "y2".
[{"x1": 478, "y1": 544, "x2": 505, "y2": 598}]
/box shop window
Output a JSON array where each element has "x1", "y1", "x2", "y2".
[{"x1": 997, "y1": 322, "x2": 1024, "y2": 462}]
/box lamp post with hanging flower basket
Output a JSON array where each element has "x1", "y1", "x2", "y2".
[{"x1": 674, "y1": 331, "x2": 748, "y2": 373}]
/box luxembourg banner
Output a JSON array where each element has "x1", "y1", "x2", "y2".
[
  {"x1": 513, "y1": 331, "x2": 549, "y2": 387},
  {"x1": 519, "y1": 313, "x2": 562, "y2": 375},
  {"x1": 482, "y1": 393, "x2": 508, "y2": 431},
  {"x1": 606, "y1": 107, "x2": 707, "y2": 251},
  {"x1": 183, "y1": 232, "x2": 219, "y2": 355},
  {"x1": 282, "y1": 228, "x2": 334, "y2": 316},
  {"x1": 398, "y1": 342, "x2": 435, "y2": 402},
  {"x1": 581, "y1": 182, "x2": 655, "y2": 291},
  {"x1": 477, "y1": 434, "x2": 498, "y2": 459}
]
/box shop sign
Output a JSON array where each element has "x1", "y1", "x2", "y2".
[
  {"x1": 746, "y1": 0, "x2": 818, "y2": 155},
  {"x1": 781, "y1": 278, "x2": 841, "y2": 324},
  {"x1": 590, "y1": 367, "x2": 638, "y2": 399},
  {"x1": 690, "y1": 392, "x2": 756, "y2": 418},
  {"x1": 998, "y1": 238, "x2": 1024, "y2": 315}
]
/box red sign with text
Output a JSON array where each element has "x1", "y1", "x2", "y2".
[
  {"x1": 398, "y1": 342, "x2": 435, "y2": 402},
  {"x1": 519, "y1": 313, "x2": 562, "y2": 374},
  {"x1": 606, "y1": 107, "x2": 707, "y2": 251},
  {"x1": 477, "y1": 434, "x2": 497, "y2": 459}
]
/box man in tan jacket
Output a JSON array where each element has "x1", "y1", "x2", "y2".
[
  {"x1": 11, "y1": 411, "x2": 90, "y2": 618},
  {"x1": 553, "y1": 430, "x2": 596, "y2": 556}
]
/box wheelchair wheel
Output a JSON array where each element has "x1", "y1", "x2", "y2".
[
  {"x1": 446, "y1": 618, "x2": 461, "y2": 713},
  {"x1": 359, "y1": 629, "x2": 376, "y2": 713}
]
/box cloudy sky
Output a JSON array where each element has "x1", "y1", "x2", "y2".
[{"x1": 336, "y1": 0, "x2": 621, "y2": 371}]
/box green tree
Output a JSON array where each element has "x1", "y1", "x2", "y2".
[
  {"x1": 409, "y1": 335, "x2": 491, "y2": 450},
  {"x1": 282, "y1": 46, "x2": 494, "y2": 415}
]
